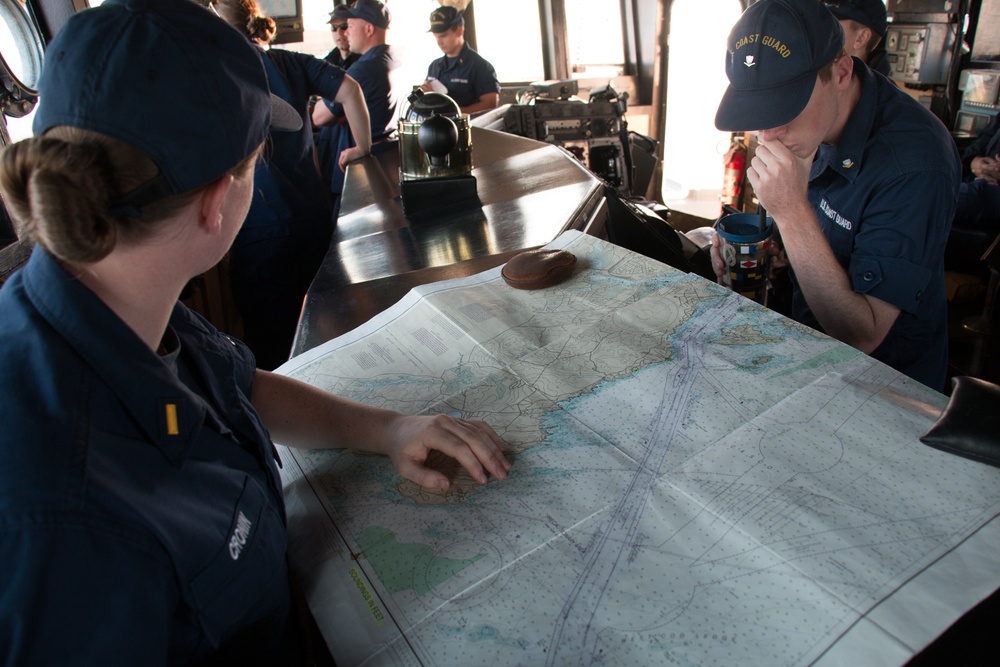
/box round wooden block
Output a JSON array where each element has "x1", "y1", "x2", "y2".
[{"x1": 501, "y1": 248, "x2": 577, "y2": 290}]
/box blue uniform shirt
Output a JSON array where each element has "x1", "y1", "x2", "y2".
[
  {"x1": 426, "y1": 43, "x2": 500, "y2": 109},
  {"x1": 321, "y1": 44, "x2": 402, "y2": 195},
  {"x1": 954, "y1": 112, "x2": 1000, "y2": 226},
  {"x1": 315, "y1": 50, "x2": 358, "y2": 200},
  {"x1": 960, "y1": 112, "x2": 1000, "y2": 179},
  {"x1": 794, "y1": 58, "x2": 961, "y2": 391},
  {"x1": 229, "y1": 48, "x2": 348, "y2": 369},
  {"x1": 868, "y1": 48, "x2": 891, "y2": 77},
  {"x1": 245, "y1": 48, "x2": 345, "y2": 240},
  {"x1": 0, "y1": 248, "x2": 293, "y2": 666},
  {"x1": 323, "y1": 48, "x2": 359, "y2": 70},
  {"x1": 236, "y1": 48, "x2": 345, "y2": 254}
]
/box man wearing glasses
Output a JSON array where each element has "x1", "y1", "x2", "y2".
[
  {"x1": 314, "y1": 0, "x2": 401, "y2": 221},
  {"x1": 313, "y1": 3, "x2": 361, "y2": 216},
  {"x1": 324, "y1": 3, "x2": 359, "y2": 70}
]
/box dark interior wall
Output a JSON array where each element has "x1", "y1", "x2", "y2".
[
  {"x1": 537, "y1": 0, "x2": 570, "y2": 80},
  {"x1": 26, "y1": 0, "x2": 86, "y2": 43},
  {"x1": 969, "y1": 0, "x2": 1000, "y2": 60},
  {"x1": 627, "y1": 0, "x2": 660, "y2": 106}
]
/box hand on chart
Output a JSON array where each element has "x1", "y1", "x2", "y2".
[{"x1": 381, "y1": 413, "x2": 512, "y2": 491}]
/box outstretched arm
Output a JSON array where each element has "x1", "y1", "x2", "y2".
[{"x1": 251, "y1": 370, "x2": 511, "y2": 490}]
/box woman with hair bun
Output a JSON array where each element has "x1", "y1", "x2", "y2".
[
  {"x1": 214, "y1": 0, "x2": 373, "y2": 370},
  {"x1": 0, "y1": 1, "x2": 510, "y2": 664}
]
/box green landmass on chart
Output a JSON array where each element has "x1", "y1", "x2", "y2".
[{"x1": 356, "y1": 525, "x2": 485, "y2": 596}]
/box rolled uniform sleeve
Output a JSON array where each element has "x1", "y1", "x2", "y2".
[
  {"x1": 323, "y1": 97, "x2": 344, "y2": 118},
  {"x1": 307, "y1": 58, "x2": 345, "y2": 103},
  {"x1": 845, "y1": 169, "x2": 955, "y2": 314}
]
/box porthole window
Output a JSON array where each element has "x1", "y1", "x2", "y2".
[{"x1": 0, "y1": 0, "x2": 44, "y2": 144}]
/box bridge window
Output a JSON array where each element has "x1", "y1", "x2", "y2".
[
  {"x1": 661, "y1": 0, "x2": 742, "y2": 218},
  {"x1": 565, "y1": 0, "x2": 625, "y2": 79},
  {"x1": 474, "y1": 0, "x2": 545, "y2": 82}
]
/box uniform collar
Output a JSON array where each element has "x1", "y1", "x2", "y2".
[
  {"x1": 442, "y1": 42, "x2": 471, "y2": 68},
  {"x1": 358, "y1": 42, "x2": 389, "y2": 63},
  {"x1": 813, "y1": 58, "x2": 876, "y2": 184},
  {"x1": 22, "y1": 247, "x2": 211, "y2": 467}
]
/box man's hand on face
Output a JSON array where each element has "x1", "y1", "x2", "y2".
[{"x1": 746, "y1": 138, "x2": 814, "y2": 222}]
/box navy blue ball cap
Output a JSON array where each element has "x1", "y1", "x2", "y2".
[
  {"x1": 347, "y1": 0, "x2": 391, "y2": 29},
  {"x1": 328, "y1": 4, "x2": 352, "y2": 23},
  {"x1": 715, "y1": 0, "x2": 844, "y2": 132},
  {"x1": 32, "y1": 0, "x2": 299, "y2": 206},
  {"x1": 825, "y1": 0, "x2": 887, "y2": 37},
  {"x1": 429, "y1": 6, "x2": 464, "y2": 34}
]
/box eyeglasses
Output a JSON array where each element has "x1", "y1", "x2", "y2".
[{"x1": 331, "y1": 23, "x2": 348, "y2": 32}]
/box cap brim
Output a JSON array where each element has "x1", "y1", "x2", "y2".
[
  {"x1": 270, "y1": 93, "x2": 302, "y2": 132},
  {"x1": 714, "y1": 70, "x2": 817, "y2": 132}
]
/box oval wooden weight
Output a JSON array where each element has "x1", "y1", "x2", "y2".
[{"x1": 501, "y1": 248, "x2": 577, "y2": 290}]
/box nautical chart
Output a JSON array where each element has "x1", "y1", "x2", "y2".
[{"x1": 276, "y1": 231, "x2": 1000, "y2": 666}]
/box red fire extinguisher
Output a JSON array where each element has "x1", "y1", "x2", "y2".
[{"x1": 721, "y1": 135, "x2": 747, "y2": 212}]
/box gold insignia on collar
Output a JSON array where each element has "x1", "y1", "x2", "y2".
[
  {"x1": 841, "y1": 159, "x2": 855, "y2": 169},
  {"x1": 165, "y1": 403, "x2": 179, "y2": 436}
]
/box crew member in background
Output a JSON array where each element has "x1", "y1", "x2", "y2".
[
  {"x1": 825, "y1": 0, "x2": 890, "y2": 76},
  {"x1": 324, "y1": 3, "x2": 359, "y2": 69},
  {"x1": 954, "y1": 111, "x2": 1000, "y2": 227},
  {"x1": 419, "y1": 6, "x2": 500, "y2": 115},
  {"x1": 712, "y1": 0, "x2": 960, "y2": 391},
  {"x1": 216, "y1": 0, "x2": 371, "y2": 370},
  {"x1": 314, "y1": 0, "x2": 402, "y2": 222},
  {"x1": 313, "y1": 2, "x2": 359, "y2": 224}
]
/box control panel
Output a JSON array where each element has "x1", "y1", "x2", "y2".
[
  {"x1": 954, "y1": 69, "x2": 1000, "y2": 137},
  {"x1": 502, "y1": 92, "x2": 632, "y2": 195},
  {"x1": 959, "y1": 69, "x2": 1000, "y2": 112},
  {"x1": 884, "y1": 22, "x2": 956, "y2": 85}
]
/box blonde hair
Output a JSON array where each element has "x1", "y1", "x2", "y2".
[
  {"x1": 215, "y1": 0, "x2": 277, "y2": 44},
  {"x1": 0, "y1": 128, "x2": 257, "y2": 263}
]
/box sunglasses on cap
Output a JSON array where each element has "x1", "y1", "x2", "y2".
[{"x1": 331, "y1": 22, "x2": 348, "y2": 31}]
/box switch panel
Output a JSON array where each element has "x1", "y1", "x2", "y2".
[{"x1": 884, "y1": 23, "x2": 956, "y2": 85}]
